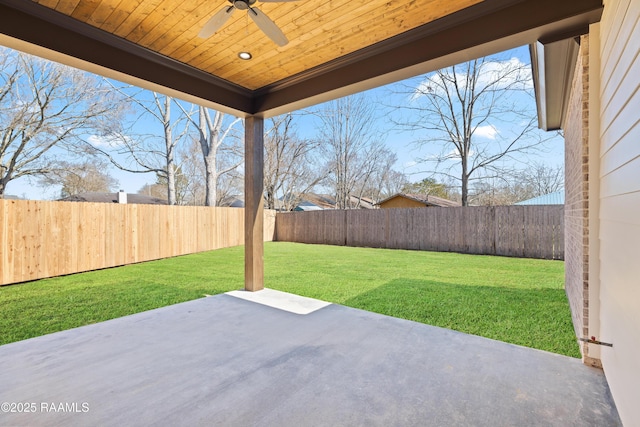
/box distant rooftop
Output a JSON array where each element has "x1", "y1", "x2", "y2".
[
  {"x1": 377, "y1": 193, "x2": 461, "y2": 208},
  {"x1": 58, "y1": 192, "x2": 168, "y2": 205},
  {"x1": 515, "y1": 191, "x2": 565, "y2": 205}
]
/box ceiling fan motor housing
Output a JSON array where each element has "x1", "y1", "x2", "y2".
[{"x1": 233, "y1": 0, "x2": 256, "y2": 10}]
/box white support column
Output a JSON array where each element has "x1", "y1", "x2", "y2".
[{"x1": 244, "y1": 115, "x2": 264, "y2": 292}]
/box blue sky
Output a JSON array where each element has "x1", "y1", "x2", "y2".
[{"x1": 6, "y1": 45, "x2": 563, "y2": 200}]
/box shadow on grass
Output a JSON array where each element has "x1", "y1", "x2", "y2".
[{"x1": 343, "y1": 278, "x2": 580, "y2": 358}]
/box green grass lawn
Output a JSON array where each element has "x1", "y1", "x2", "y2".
[{"x1": 0, "y1": 242, "x2": 579, "y2": 357}]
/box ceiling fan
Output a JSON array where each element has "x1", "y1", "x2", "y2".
[{"x1": 198, "y1": 0, "x2": 296, "y2": 47}]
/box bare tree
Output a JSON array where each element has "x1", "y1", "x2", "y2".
[
  {"x1": 352, "y1": 147, "x2": 403, "y2": 204},
  {"x1": 519, "y1": 162, "x2": 564, "y2": 196},
  {"x1": 263, "y1": 113, "x2": 324, "y2": 210},
  {"x1": 185, "y1": 106, "x2": 242, "y2": 206},
  {"x1": 175, "y1": 133, "x2": 243, "y2": 207},
  {"x1": 471, "y1": 163, "x2": 564, "y2": 205},
  {"x1": 215, "y1": 169, "x2": 244, "y2": 206},
  {"x1": 176, "y1": 138, "x2": 206, "y2": 205},
  {"x1": 0, "y1": 47, "x2": 122, "y2": 197},
  {"x1": 155, "y1": 165, "x2": 191, "y2": 205},
  {"x1": 402, "y1": 177, "x2": 451, "y2": 199},
  {"x1": 361, "y1": 150, "x2": 407, "y2": 203},
  {"x1": 315, "y1": 94, "x2": 394, "y2": 209},
  {"x1": 376, "y1": 169, "x2": 408, "y2": 200},
  {"x1": 104, "y1": 100, "x2": 243, "y2": 207},
  {"x1": 138, "y1": 182, "x2": 166, "y2": 199},
  {"x1": 394, "y1": 55, "x2": 551, "y2": 206},
  {"x1": 88, "y1": 89, "x2": 192, "y2": 205},
  {"x1": 471, "y1": 178, "x2": 530, "y2": 206},
  {"x1": 38, "y1": 160, "x2": 118, "y2": 197}
]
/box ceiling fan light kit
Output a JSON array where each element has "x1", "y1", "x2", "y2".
[{"x1": 199, "y1": 0, "x2": 296, "y2": 47}]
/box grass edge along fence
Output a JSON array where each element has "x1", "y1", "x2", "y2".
[
  {"x1": 275, "y1": 205, "x2": 564, "y2": 260},
  {"x1": 0, "y1": 199, "x2": 276, "y2": 286}
]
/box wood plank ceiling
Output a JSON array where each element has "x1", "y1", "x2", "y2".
[
  {"x1": 0, "y1": 0, "x2": 603, "y2": 116},
  {"x1": 33, "y1": 0, "x2": 483, "y2": 90}
]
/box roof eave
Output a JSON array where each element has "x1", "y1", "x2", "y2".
[
  {"x1": 254, "y1": 0, "x2": 604, "y2": 117},
  {"x1": 0, "y1": 0, "x2": 253, "y2": 117},
  {"x1": 0, "y1": 0, "x2": 603, "y2": 118}
]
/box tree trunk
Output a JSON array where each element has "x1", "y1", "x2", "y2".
[
  {"x1": 167, "y1": 163, "x2": 176, "y2": 205},
  {"x1": 0, "y1": 169, "x2": 9, "y2": 197},
  {"x1": 203, "y1": 154, "x2": 217, "y2": 206},
  {"x1": 199, "y1": 106, "x2": 219, "y2": 207},
  {"x1": 163, "y1": 97, "x2": 176, "y2": 205},
  {"x1": 461, "y1": 156, "x2": 469, "y2": 206}
]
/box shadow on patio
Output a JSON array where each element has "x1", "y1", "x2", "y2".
[{"x1": 0, "y1": 289, "x2": 621, "y2": 426}]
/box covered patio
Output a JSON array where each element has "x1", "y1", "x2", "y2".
[
  {"x1": 1, "y1": 0, "x2": 629, "y2": 425},
  {"x1": 0, "y1": 290, "x2": 620, "y2": 426},
  {"x1": 0, "y1": 0, "x2": 604, "y2": 295}
]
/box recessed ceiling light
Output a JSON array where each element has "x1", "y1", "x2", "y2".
[{"x1": 238, "y1": 52, "x2": 252, "y2": 60}]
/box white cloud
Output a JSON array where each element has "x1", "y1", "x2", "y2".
[
  {"x1": 404, "y1": 160, "x2": 418, "y2": 168},
  {"x1": 87, "y1": 134, "x2": 127, "y2": 148},
  {"x1": 474, "y1": 125, "x2": 498, "y2": 140},
  {"x1": 478, "y1": 57, "x2": 533, "y2": 91},
  {"x1": 444, "y1": 148, "x2": 474, "y2": 160}
]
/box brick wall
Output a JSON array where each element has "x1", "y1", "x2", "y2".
[{"x1": 563, "y1": 35, "x2": 599, "y2": 366}]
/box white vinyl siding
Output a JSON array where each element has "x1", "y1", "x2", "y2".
[{"x1": 598, "y1": 0, "x2": 640, "y2": 425}]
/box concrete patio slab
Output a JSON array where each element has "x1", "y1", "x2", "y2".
[{"x1": 0, "y1": 290, "x2": 621, "y2": 426}]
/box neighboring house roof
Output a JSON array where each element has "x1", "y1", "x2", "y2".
[
  {"x1": 218, "y1": 195, "x2": 244, "y2": 208},
  {"x1": 2, "y1": 195, "x2": 22, "y2": 200},
  {"x1": 294, "y1": 204, "x2": 324, "y2": 212},
  {"x1": 299, "y1": 193, "x2": 337, "y2": 210},
  {"x1": 349, "y1": 195, "x2": 376, "y2": 209},
  {"x1": 515, "y1": 191, "x2": 564, "y2": 205},
  {"x1": 377, "y1": 193, "x2": 461, "y2": 207},
  {"x1": 58, "y1": 192, "x2": 168, "y2": 205},
  {"x1": 282, "y1": 193, "x2": 333, "y2": 211},
  {"x1": 292, "y1": 193, "x2": 377, "y2": 210}
]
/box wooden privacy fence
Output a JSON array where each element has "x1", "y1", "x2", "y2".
[
  {"x1": 0, "y1": 199, "x2": 276, "y2": 286},
  {"x1": 275, "y1": 205, "x2": 564, "y2": 260}
]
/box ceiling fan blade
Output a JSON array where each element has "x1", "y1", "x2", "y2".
[
  {"x1": 198, "y1": 6, "x2": 235, "y2": 38},
  {"x1": 259, "y1": 0, "x2": 300, "y2": 2},
  {"x1": 249, "y1": 8, "x2": 288, "y2": 47}
]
